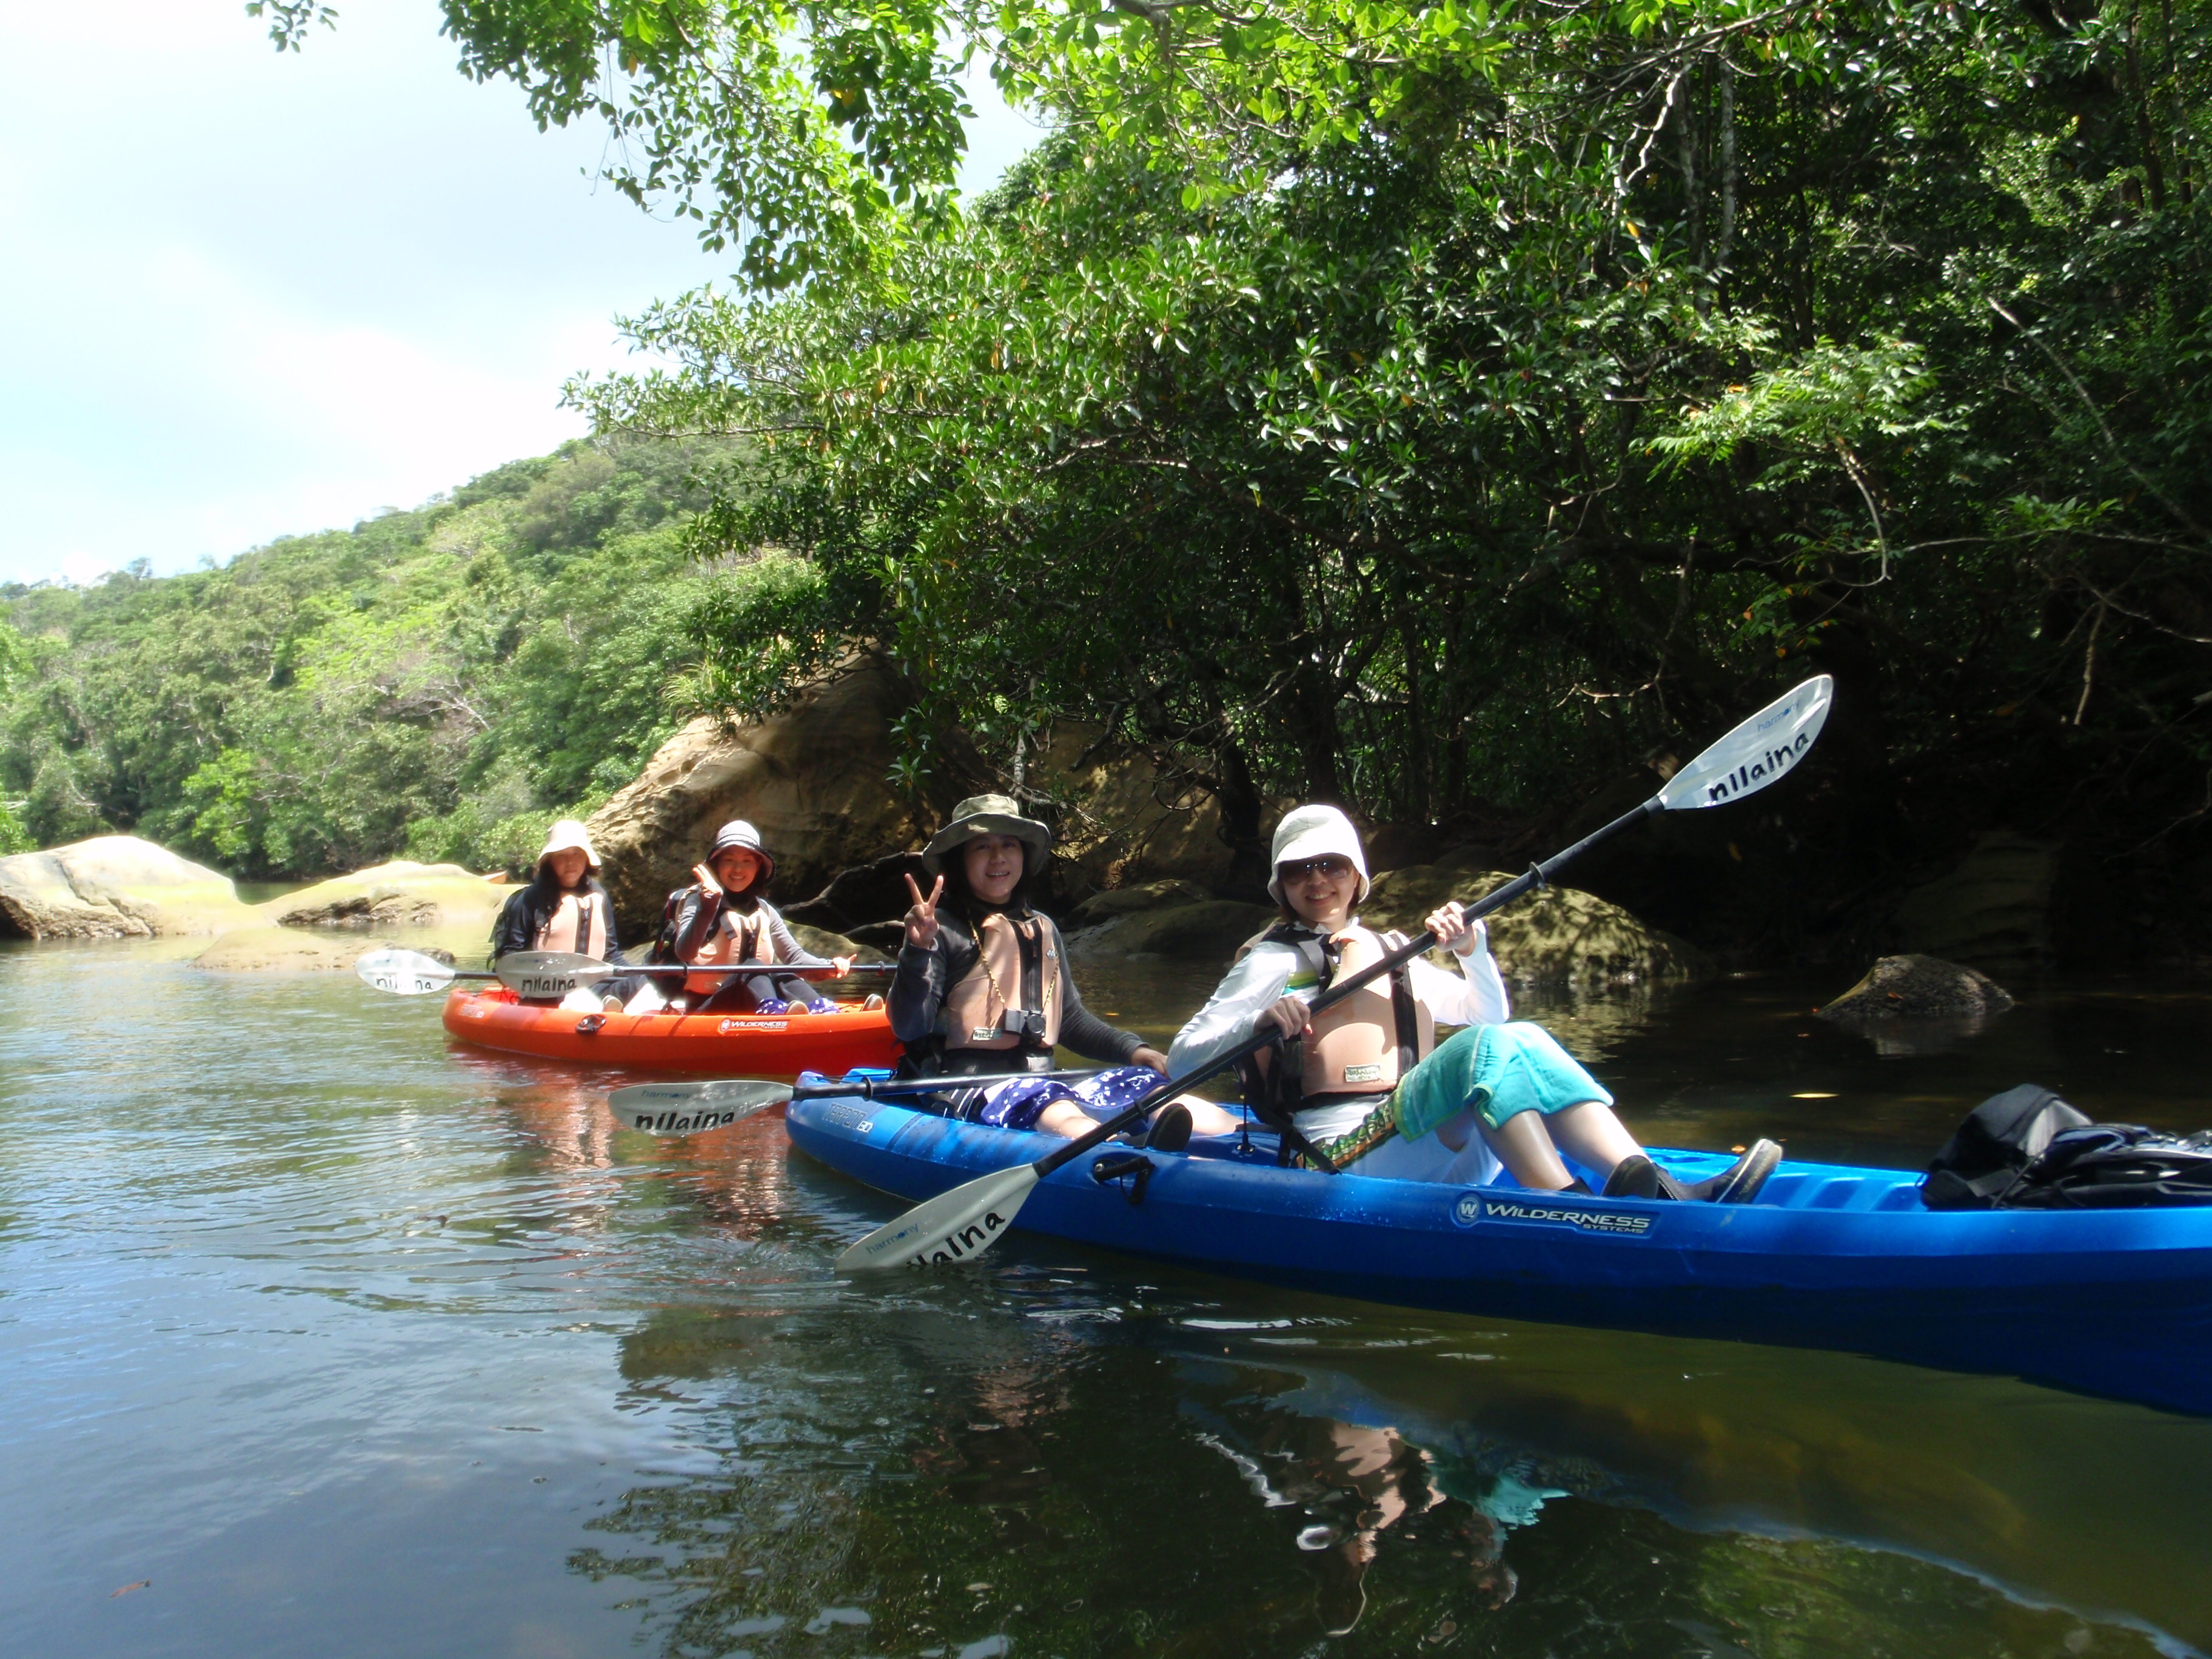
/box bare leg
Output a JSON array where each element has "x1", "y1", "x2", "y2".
[
  {"x1": 1033, "y1": 1095, "x2": 1239, "y2": 1141},
  {"x1": 1182, "y1": 1099, "x2": 1241, "y2": 1137},
  {"x1": 1035, "y1": 1101, "x2": 1105, "y2": 1139},
  {"x1": 1544, "y1": 1101, "x2": 1643, "y2": 1183},
  {"x1": 1476, "y1": 1110, "x2": 1576, "y2": 1190}
]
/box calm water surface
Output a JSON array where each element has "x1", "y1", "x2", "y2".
[{"x1": 4, "y1": 934, "x2": 2210, "y2": 1658}]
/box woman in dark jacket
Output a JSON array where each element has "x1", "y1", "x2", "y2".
[
  {"x1": 489, "y1": 819, "x2": 631, "y2": 1009},
  {"x1": 890, "y1": 793, "x2": 1237, "y2": 1147}
]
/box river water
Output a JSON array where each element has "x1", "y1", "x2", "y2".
[{"x1": 4, "y1": 933, "x2": 2210, "y2": 1657}]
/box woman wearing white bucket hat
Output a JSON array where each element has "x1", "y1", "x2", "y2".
[
  {"x1": 889, "y1": 793, "x2": 1239, "y2": 1147},
  {"x1": 638, "y1": 819, "x2": 856, "y2": 1016},
  {"x1": 1171, "y1": 805, "x2": 1764, "y2": 1199},
  {"x1": 489, "y1": 819, "x2": 633, "y2": 1011}
]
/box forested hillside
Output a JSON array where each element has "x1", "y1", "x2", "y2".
[{"x1": 0, "y1": 441, "x2": 734, "y2": 876}]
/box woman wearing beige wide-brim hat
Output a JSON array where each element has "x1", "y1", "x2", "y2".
[
  {"x1": 889, "y1": 793, "x2": 1239, "y2": 1147},
  {"x1": 489, "y1": 819, "x2": 633, "y2": 1011}
]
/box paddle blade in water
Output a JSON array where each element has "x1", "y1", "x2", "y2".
[
  {"x1": 609, "y1": 1079, "x2": 791, "y2": 1136},
  {"x1": 1658, "y1": 675, "x2": 1834, "y2": 812},
  {"x1": 355, "y1": 948, "x2": 455, "y2": 996},
  {"x1": 494, "y1": 951, "x2": 611, "y2": 997},
  {"x1": 834, "y1": 1164, "x2": 1039, "y2": 1275}
]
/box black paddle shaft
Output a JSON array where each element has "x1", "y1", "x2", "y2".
[
  {"x1": 791, "y1": 1068, "x2": 1105, "y2": 1102},
  {"x1": 1027, "y1": 797, "x2": 1662, "y2": 1180}
]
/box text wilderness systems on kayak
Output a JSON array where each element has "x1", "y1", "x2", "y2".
[{"x1": 1458, "y1": 1193, "x2": 1655, "y2": 1235}]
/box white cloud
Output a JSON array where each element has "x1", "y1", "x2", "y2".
[
  {"x1": 59, "y1": 552, "x2": 116, "y2": 589},
  {"x1": 0, "y1": 0, "x2": 1042, "y2": 587}
]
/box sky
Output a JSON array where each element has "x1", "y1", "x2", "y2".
[{"x1": 0, "y1": 1, "x2": 1044, "y2": 588}]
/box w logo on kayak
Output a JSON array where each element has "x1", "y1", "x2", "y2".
[{"x1": 908, "y1": 1210, "x2": 1011, "y2": 1267}]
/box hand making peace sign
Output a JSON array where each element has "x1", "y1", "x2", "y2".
[{"x1": 901, "y1": 871, "x2": 945, "y2": 951}]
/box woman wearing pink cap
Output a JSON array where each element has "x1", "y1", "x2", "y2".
[{"x1": 648, "y1": 819, "x2": 856, "y2": 1016}]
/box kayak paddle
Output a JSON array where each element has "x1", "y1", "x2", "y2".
[
  {"x1": 609, "y1": 1069, "x2": 1110, "y2": 1136},
  {"x1": 355, "y1": 947, "x2": 894, "y2": 999},
  {"x1": 834, "y1": 674, "x2": 1835, "y2": 1274}
]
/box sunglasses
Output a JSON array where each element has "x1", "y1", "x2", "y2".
[{"x1": 1280, "y1": 855, "x2": 1355, "y2": 882}]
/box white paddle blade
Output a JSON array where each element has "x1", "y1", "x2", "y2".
[
  {"x1": 834, "y1": 1164, "x2": 1039, "y2": 1275},
  {"x1": 609, "y1": 1079, "x2": 790, "y2": 1137},
  {"x1": 494, "y1": 951, "x2": 611, "y2": 998},
  {"x1": 354, "y1": 947, "x2": 456, "y2": 996},
  {"x1": 1658, "y1": 675, "x2": 1834, "y2": 812}
]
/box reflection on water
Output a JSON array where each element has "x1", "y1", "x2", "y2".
[{"x1": 3, "y1": 935, "x2": 2210, "y2": 1657}]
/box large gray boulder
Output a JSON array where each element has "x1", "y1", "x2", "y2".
[
  {"x1": 586, "y1": 659, "x2": 985, "y2": 937},
  {"x1": 0, "y1": 836, "x2": 259, "y2": 939}
]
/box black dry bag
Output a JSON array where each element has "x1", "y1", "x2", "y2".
[
  {"x1": 1923, "y1": 1084, "x2": 2090, "y2": 1210},
  {"x1": 1925, "y1": 1084, "x2": 2212, "y2": 1209},
  {"x1": 2003, "y1": 1124, "x2": 2212, "y2": 1209}
]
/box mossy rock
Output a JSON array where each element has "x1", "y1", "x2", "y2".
[
  {"x1": 1360, "y1": 865, "x2": 1705, "y2": 985},
  {"x1": 789, "y1": 923, "x2": 890, "y2": 965},
  {"x1": 1818, "y1": 953, "x2": 2014, "y2": 1022},
  {"x1": 193, "y1": 927, "x2": 370, "y2": 973}
]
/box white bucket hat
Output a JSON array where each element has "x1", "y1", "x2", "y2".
[
  {"x1": 1267, "y1": 804, "x2": 1370, "y2": 905},
  {"x1": 537, "y1": 818, "x2": 601, "y2": 871},
  {"x1": 708, "y1": 819, "x2": 776, "y2": 884}
]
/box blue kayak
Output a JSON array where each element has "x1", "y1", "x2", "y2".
[{"x1": 785, "y1": 1093, "x2": 2212, "y2": 1416}]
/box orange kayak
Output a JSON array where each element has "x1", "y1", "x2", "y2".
[{"x1": 440, "y1": 985, "x2": 903, "y2": 1075}]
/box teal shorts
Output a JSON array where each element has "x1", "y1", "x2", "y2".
[{"x1": 1392, "y1": 1022, "x2": 1612, "y2": 1141}]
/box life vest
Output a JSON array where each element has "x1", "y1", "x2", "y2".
[
  {"x1": 534, "y1": 890, "x2": 609, "y2": 960},
  {"x1": 1304, "y1": 925, "x2": 1432, "y2": 1096},
  {"x1": 684, "y1": 905, "x2": 776, "y2": 996},
  {"x1": 1250, "y1": 922, "x2": 1427, "y2": 1100},
  {"x1": 940, "y1": 910, "x2": 1060, "y2": 1052}
]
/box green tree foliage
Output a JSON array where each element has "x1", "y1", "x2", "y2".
[
  {"x1": 0, "y1": 441, "x2": 731, "y2": 875},
  {"x1": 454, "y1": 0, "x2": 2209, "y2": 910}
]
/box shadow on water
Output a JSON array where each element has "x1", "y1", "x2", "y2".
[
  {"x1": 5, "y1": 937, "x2": 2211, "y2": 1658},
  {"x1": 574, "y1": 1191, "x2": 2212, "y2": 1657}
]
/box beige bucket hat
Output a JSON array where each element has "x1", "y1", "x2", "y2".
[
  {"x1": 1266, "y1": 803, "x2": 1371, "y2": 905},
  {"x1": 538, "y1": 818, "x2": 602, "y2": 871},
  {"x1": 922, "y1": 793, "x2": 1052, "y2": 876}
]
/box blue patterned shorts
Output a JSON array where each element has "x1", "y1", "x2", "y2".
[{"x1": 969, "y1": 1064, "x2": 1162, "y2": 1131}]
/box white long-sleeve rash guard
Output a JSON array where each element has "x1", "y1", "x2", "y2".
[{"x1": 1167, "y1": 919, "x2": 1511, "y2": 1081}]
